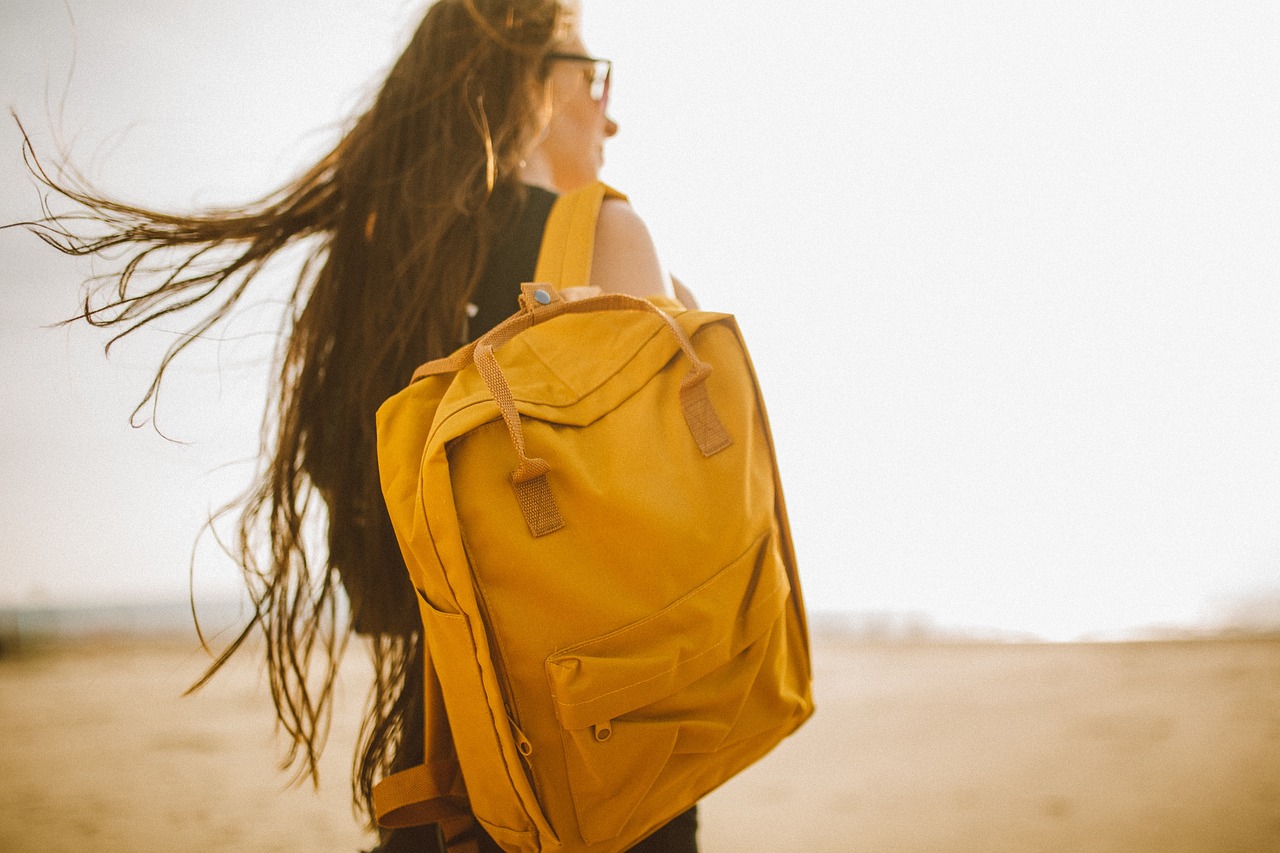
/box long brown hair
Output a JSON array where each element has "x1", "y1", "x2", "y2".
[{"x1": 12, "y1": 0, "x2": 567, "y2": 823}]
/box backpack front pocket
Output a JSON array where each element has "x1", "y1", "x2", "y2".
[{"x1": 544, "y1": 530, "x2": 799, "y2": 845}]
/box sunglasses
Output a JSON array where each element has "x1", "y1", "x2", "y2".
[{"x1": 546, "y1": 52, "x2": 612, "y2": 110}]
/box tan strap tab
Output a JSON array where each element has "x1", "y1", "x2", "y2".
[
  {"x1": 511, "y1": 471, "x2": 564, "y2": 537},
  {"x1": 680, "y1": 367, "x2": 733, "y2": 457}
]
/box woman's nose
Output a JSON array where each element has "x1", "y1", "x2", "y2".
[{"x1": 604, "y1": 116, "x2": 619, "y2": 138}]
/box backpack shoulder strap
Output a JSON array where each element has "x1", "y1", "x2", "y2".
[
  {"x1": 373, "y1": 763, "x2": 479, "y2": 851},
  {"x1": 372, "y1": 642, "x2": 474, "y2": 840},
  {"x1": 533, "y1": 182, "x2": 628, "y2": 289},
  {"x1": 373, "y1": 762, "x2": 469, "y2": 828}
]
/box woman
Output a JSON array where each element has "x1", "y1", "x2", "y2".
[{"x1": 16, "y1": 0, "x2": 698, "y2": 850}]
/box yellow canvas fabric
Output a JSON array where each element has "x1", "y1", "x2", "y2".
[{"x1": 372, "y1": 183, "x2": 814, "y2": 852}]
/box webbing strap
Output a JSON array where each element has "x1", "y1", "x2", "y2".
[
  {"x1": 372, "y1": 763, "x2": 470, "y2": 828},
  {"x1": 474, "y1": 338, "x2": 566, "y2": 537}
]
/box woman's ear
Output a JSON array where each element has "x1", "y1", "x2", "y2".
[{"x1": 517, "y1": 79, "x2": 556, "y2": 187}]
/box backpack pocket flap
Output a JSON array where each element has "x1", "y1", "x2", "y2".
[
  {"x1": 544, "y1": 530, "x2": 789, "y2": 733},
  {"x1": 438, "y1": 311, "x2": 666, "y2": 420},
  {"x1": 433, "y1": 309, "x2": 731, "y2": 435}
]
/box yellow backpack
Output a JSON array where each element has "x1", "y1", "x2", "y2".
[{"x1": 372, "y1": 183, "x2": 814, "y2": 852}]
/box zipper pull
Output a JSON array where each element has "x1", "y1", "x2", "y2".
[{"x1": 509, "y1": 715, "x2": 534, "y2": 757}]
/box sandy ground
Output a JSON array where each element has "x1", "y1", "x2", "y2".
[{"x1": 1, "y1": 633, "x2": 1277, "y2": 853}]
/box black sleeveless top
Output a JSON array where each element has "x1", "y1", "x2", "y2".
[{"x1": 468, "y1": 184, "x2": 558, "y2": 342}]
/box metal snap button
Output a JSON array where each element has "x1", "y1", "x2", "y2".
[{"x1": 534, "y1": 288, "x2": 552, "y2": 305}]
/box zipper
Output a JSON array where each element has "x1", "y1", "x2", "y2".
[{"x1": 509, "y1": 714, "x2": 535, "y2": 758}]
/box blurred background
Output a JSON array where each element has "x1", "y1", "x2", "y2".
[
  {"x1": 3, "y1": 5, "x2": 1279, "y2": 853},
  {"x1": 2, "y1": 0, "x2": 1279, "y2": 641}
]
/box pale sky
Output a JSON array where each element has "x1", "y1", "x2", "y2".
[{"x1": 2, "y1": 1, "x2": 1278, "y2": 640}]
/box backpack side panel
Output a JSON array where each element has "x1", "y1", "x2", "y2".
[{"x1": 377, "y1": 374, "x2": 560, "y2": 851}]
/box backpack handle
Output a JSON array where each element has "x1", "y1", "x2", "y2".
[{"x1": 458, "y1": 286, "x2": 731, "y2": 536}]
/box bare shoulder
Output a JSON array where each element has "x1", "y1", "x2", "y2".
[{"x1": 590, "y1": 199, "x2": 673, "y2": 299}]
